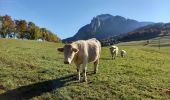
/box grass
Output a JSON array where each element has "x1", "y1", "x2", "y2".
[{"x1": 0, "y1": 38, "x2": 170, "y2": 100}]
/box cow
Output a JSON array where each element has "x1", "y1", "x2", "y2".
[
  {"x1": 110, "y1": 45, "x2": 119, "y2": 59},
  {"x1": 57, "y1": 38, "x2": 101, "y2": 82},
  {"x1": 120, "y1": 50, "x2": 127, "y2": 57}
]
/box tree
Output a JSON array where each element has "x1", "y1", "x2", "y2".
[
  {"x1": 1, "y1": 15, "x2": 14, "y2": 38},
  {"x1": 27, "y1": 22, "x2": 35, "y2": 39},
  {"x1": 0, "y1": 15, "x2": 2, "y2": 28},
  {"x1": 15, "y1": 20, "x2": 27, "y2": 39},
  {"x1": 46, "y1": 31, "x2": 60, "y2": 42},
  {"x1": 0, "y1": 16, "x2": 3, "y2": 36},
  {"x1": 27, "y1": 22, "x2": 41, "y2": 40},
  {"x1": 19, "y1": 20, "x2": 27, "y2": 39},
  {"x1": 40, "y1": 28, "x2": 48, "y2": 41},
  {"x1": 14, "y1": 20, "x2": 20, "y2": 38},
  {"x1": 34, "y1": 26, "x2": 41, "y2": 39}
]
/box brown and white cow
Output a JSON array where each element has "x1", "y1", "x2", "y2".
[
  {"x1": 110, "y1": 45, "x2": 119, "y2": 59},
  {"x1": 58, "y1": 38, "x2": 101, "y2": 82}
]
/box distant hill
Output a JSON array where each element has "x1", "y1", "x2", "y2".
[
  {"x1": 63, "y1": 14, "x2": 153, "y2": 42},
  {"x1": 119, "y1": 23, "x2": 170, "y2": 42}
]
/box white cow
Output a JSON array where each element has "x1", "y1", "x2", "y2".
[
  {"x1": 120, "y1": 50, "x2": 127, "y2": 57},
  {"x1": 110, "y1": 45, "x2": 119, "y2": 59},
  {"x1": 58, "y1": 38, "x2": 101, "y2": 82}
]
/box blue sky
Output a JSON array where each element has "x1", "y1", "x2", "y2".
[{"x1": 0, "y1": 0, "x2": 170, "y2": 39}]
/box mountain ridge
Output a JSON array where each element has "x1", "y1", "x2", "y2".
[
  {"x1": 63, "y1": 14, "x2": 153, "y2": 42},
  {"x1": 118, "y1": 22, "x2": 170, "y2": 42}
]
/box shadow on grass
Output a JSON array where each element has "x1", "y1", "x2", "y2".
[{"x1": 0, "y1": 74, "x2": 76, "y2": 100}]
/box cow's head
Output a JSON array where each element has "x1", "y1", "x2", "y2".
[
  {"x1": 110, "y1": 46, "x2": 117, "y2": 52},
  {"x1": 58, "y1": 44, "x2": 78, "y2": 64}
]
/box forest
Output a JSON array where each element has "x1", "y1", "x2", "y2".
[{"x1": 0, "y1": 15, "x2": 60, "y2": 42}]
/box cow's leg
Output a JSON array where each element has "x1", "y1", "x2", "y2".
[
  {"x1": 94, "y1": 59, "x2": 99, "y2": 74},
  {"x1": 82, "y1": 59, "x2": 88, "y2": 82},
  {"x1": 113, "y1": 53, "x2": 116, "y2": 59},
  {"x1": 76, "y1": 64, "x2": 81, "y2": 81},
  {"x1": 111, "y1": 54, "x2": 113, "y2": 60}
]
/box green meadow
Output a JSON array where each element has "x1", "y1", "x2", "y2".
[{"x1": 0, "y1": 38, "x2": 170, "y2": 100}]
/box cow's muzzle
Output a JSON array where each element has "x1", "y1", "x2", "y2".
[{"x1": 64, "y1": 61, "x2": 69, "y2": 64}]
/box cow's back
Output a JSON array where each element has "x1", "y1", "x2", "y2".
[
  {"x1": 73, "y1": 39, "x2": 101, "y2": 64},
  {"x1": 86, "y1": 39, "x2": 101, "y2": 62}
]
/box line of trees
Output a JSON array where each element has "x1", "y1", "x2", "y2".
[{"x1": 0, "y1": 15, "x2": 60, "y2": 42}]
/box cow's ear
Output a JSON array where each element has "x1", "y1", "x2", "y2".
[
  {"x1": 57, "y1": 47, "x2": 64, "y2": 52},
  {"x1": 72, "y1": 48, "x2": 79, "y2": 53}
]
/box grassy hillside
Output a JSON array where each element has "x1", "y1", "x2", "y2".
[{"x1": 0, "y1": 38, "x2": 170, "y2": 100}]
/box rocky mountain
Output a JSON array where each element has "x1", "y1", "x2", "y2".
[
  {"x1": 63, "y1": 14, "x2": 153, "y2": 42},
  {"x1": 118, "y1": 23, "x2": 170, "y2": 42}
]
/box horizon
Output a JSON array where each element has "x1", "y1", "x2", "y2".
[{"x1": 0, "y1": 0, "x2": 170, "y2": 39}]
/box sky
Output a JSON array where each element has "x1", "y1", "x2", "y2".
[{"x1": 0, "y1": 0, "x2": 170, "y2": 39}]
